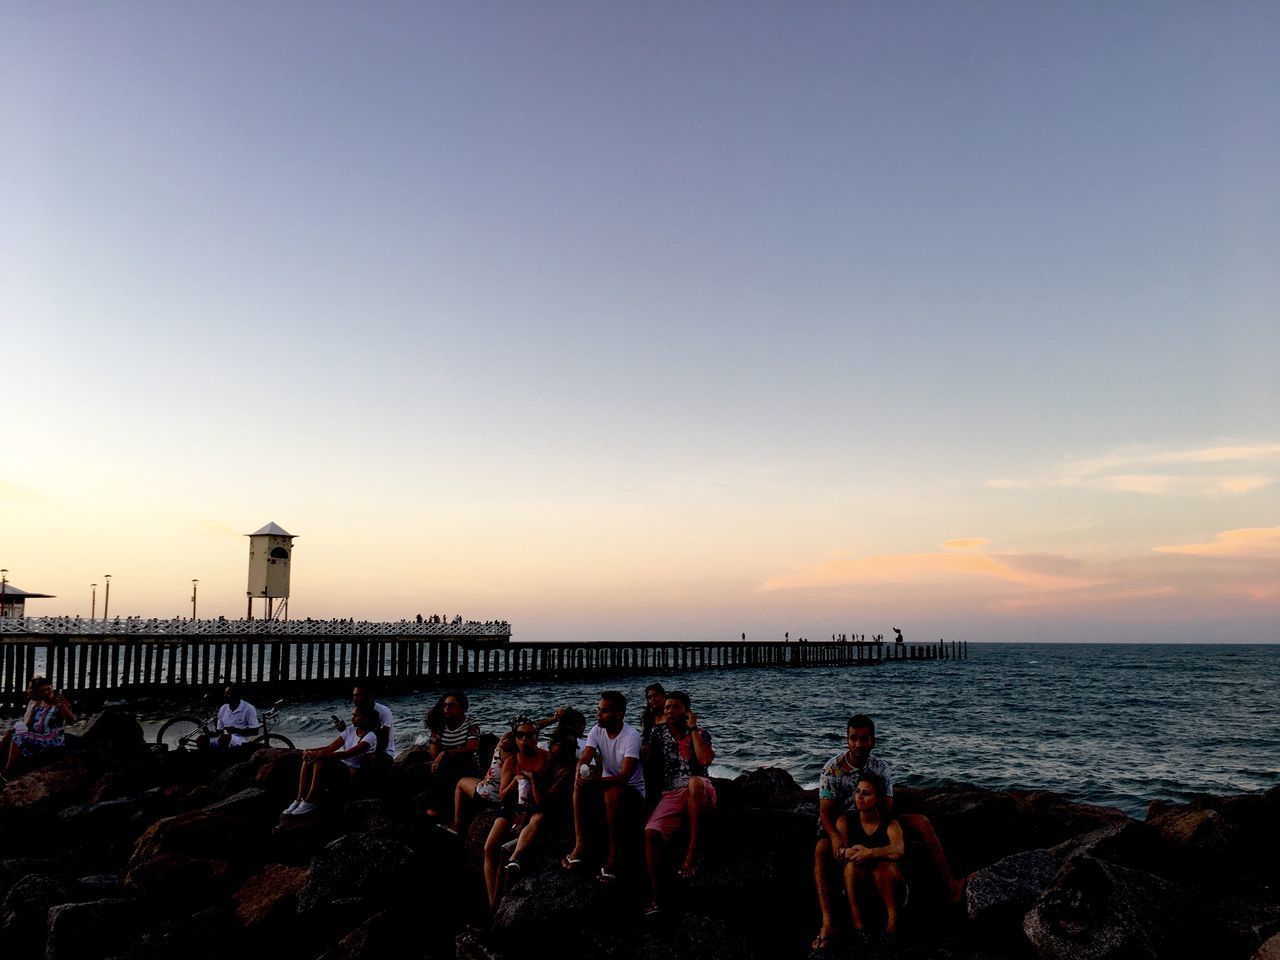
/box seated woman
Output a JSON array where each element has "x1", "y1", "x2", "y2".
[
  {"x1": 423, "y1": 690, "x2": 482, "y2": 820},
  {"x1": 1, "y1": 677, "x2": 76, "y2": 785},
  {"x1": 444, "y1": 706, "x2": 568, "y2": 836},
  {"x1": 481, "y1": 717, "x2": 551, "y2": 908},
  {"x1": 283, "y1": 705, "x2": 378, "y2": 816},
  {"x1": 840, "y1": 772, "x2": 906, "y2": 944}
]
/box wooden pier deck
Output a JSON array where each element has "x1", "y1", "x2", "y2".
[{"x1": 0, "y1": 617, "x2": 967, "y2": 709}]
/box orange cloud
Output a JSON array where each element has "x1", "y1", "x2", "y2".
[
  {"x1": 1154, "y1": 527, "x2": 1280, "y2": 558},
  {"x1": 941, "y1": 538, "x2": 990, "y2": 550}
]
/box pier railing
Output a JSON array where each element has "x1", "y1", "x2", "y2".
[{"x1": 0, "y1": 619, "x2": 967, "y2": 709}]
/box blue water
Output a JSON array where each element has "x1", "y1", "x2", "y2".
[{"x1": 156, "y1": 643, "x2": 1280, "y2": 818}]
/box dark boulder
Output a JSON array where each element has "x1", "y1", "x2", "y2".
[
  {"x1": 297, "y1": 832, "x2": 419, "y2": 919},
  {"x1": 1255, "y1": 932, "x2": 1280, "y2": 960},
  {"x1": 129, "y1": 809, "x2": 262, "y2": 867},
  {"x1": 269, "y1": 807, "x2": 346, "y2": 864},
  {"x1": 715, "y1": 766, "x2": 809, "y2": 810},
  {"x1": 1023, "y1": 854, "x2": 1212, "y2": 960},
  {"x1": 965, "y1": 847, "x2": 1061, "y2": 927},
  {"x1": 126, "y1": 853, "x2": 235, "y2": 902},
  {"x1": 251, "y1": 746, "x2": 302, "y2": 801},
  {"x1": 233, "y1": 862, "x2": 308, "y2": 931},
  {"x1": 78, "y1": 707, "x2": 144, "y2": 748},
  {"x1": 0, "y1": 806, "x2": 58, "y2": 858},
  {"x1": 1146, "y1": 789, "x2": 1280, "y2": 883},
  {"x1": 46, "y1": 898, "x2": 142, "y2": 960},
  {"x1": 491, "y1": 864, "x2": 608, "y2": 934},
  {"x1": 0, "y1": 755, "x2": 96, "y2": 811},
  {"x1": 125, "y1": 904, "x2": 243, "y2": 960},
  {"x1": 0, "y1": 872, "x2": 81, "y2": 949}
]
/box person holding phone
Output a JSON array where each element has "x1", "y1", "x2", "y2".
[
  {"x1": 641, "y1": 690, "x2": 715, "y2": 914},
  {"x1": 1, "y1": 676, "x2": 76, "y2": 786}
]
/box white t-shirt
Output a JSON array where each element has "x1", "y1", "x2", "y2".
[
  {"x1": 341, "y1": 727, "x2": 378, "y2": 769},
  {"x1": 216, "y1": 700, "x2": 259, "y2": 747},
  {"x1": 374, "y1": 702, "x2": 396, "y2": 758},
  {"x1": 585, "y1": 722, "x2": 645, "y2": 797}
]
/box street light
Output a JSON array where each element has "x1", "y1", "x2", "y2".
[
  {"x1": 91, "y1": 583, "x2": 98, "y2": 619},
  {"x1": 191, "y1": 579, "x2": 199, "y2": 619},
  {"x1": 0, "y1": 569, "x2": 8, "y2": 620},
  {"x1": 103, "y1": 574, "x2": 112, "y2": 620}
]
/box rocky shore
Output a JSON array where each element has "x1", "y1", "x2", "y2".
[{"x1": 1, "y1": 708, "x2": 1277, "y2": 960}]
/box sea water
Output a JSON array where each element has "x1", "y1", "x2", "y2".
[{"x1": 146, "y1": 643, "x2": 1279, "y2": 818}]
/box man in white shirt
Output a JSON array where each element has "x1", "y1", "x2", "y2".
[
  {"x1": 561, "y1": 690, "x2": 645, "y2": 884},
  {"x1": 350, "y1": 683, "x2": 396, "y2": 763},
  {"x1": 202, "y1": 684, "x2": 259, "y2": 749}
]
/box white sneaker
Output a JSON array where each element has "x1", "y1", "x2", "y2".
[
  {"x1": 282, "y1": 800, "x2": 301, "y2": 816},
  {"x1": 291, "y1": 800, "x2": 317, "y2": 816}
]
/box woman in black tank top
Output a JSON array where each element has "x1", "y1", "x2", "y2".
[{"x1": 839, "y1": 772, "x2": 907, "y2": 939}]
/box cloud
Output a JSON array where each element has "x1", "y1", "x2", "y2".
[
  {"x1": 761, "y1": 526, "x2": 1280, "y2": 617},
  {"x1": 987, "y1": 441, "x2": 1280, "y2": 497},
  {"x1": 1154, "y1": 527, "x2": 1280, "y2": 559},
  {"x1": 201, "y1": 520, "x2": 244, "y2": 538},
  {"x1": 0, "y1": 481, "x2": 47, "y2": 503}
]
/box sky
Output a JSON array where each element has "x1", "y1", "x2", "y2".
[{"x1": 2, "y1": 3, "x2": 1277, "y2": 643}]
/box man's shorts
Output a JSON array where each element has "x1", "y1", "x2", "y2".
[{"x1": 644, "y1": 777, "x2": 717, "y2": 839}]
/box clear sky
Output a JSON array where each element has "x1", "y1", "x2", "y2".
[{"x1": 3, "y1": 3, "x2": 1277, "y2": 642}]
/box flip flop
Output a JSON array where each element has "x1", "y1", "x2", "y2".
[
  {"x1": 433, "y1": 823, "x2": 459, "y2": 836},
  {"x1": 809, "y1": 931, "x2": 831, "y2": 952},
  {"x1": 644, "y1": 901, "x2": 662, "y2": 917},
  {"x1": 597, "y1": 867, "x2": 618, "y2": 886},
  {"x1": 677, "y1": 852, "x2": 703, "y2": 879},
  {"x1": 504, "y1": 859, "x2": 522, "y2": 875},
  {"x1": 561, "y1": 855, "x2": 584, "y2": 872}
]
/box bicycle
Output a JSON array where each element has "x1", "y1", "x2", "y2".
[{"x1": 156, "y1": 699, "x2": 295, "y2": 751}]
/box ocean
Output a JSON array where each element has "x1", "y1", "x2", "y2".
[{"x1": 145, "y1": 643, "x2": 1279, "y2": 818}]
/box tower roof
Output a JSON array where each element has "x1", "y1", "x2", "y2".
[
  {"x1": 247, "y1": 522, "x2": 296, "y2": 538},
  {"x1": 0, "y1": 584, "x2": 55, "y2": 599}
]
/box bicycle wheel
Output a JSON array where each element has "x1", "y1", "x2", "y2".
[
  {"x1": 264, "y1": 733, "x2": 295, "y2": 750},
  {"x1": 157, "y1": 715, "x2": 205, "y2": 751}
]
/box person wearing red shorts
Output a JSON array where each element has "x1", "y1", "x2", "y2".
[{"x1": 642, "y1": 690, "x2": 716, "y2": 915}]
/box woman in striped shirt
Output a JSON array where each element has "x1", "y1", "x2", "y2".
[{"x1": 424, "y1": 690, "x2": 482, "y2": 819}]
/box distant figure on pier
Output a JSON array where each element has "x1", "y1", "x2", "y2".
[
  {"x1": 893, "y1": 628, "x2": 904, "y2": 644},
  {"x1": 562, "y1": 690, "x2": 645, "y2": 883},
  {"x1": 642, "y1": 690, "x2": 716, "y2": 915},
  {"x1": 424, "y1": 690, "x2": 482, "y2": 820},
  {"x1": 1, "y1": 676, "x2": 76, "y2": 786},
  {"x1": 198, "y1": 685, "x2": 258, "y2": 750}
]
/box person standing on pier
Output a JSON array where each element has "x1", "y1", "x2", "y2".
[
  {"x1": 642, "y1": 690, "x2": 716, "y2": 915},
  {"x1": 562, "y1": 690, "x2": 645, "y2": 884}
]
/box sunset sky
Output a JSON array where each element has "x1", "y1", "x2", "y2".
[{"x1": 3, "y1": 4, "x2": 1277, "y2": 642}]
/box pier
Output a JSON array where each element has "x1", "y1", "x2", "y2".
[{"x1": 0, "y1": 617, "x2": 968, "y2": 709}]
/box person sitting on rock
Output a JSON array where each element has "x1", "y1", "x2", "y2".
[
  {"x1": 348, "y1": 682, "x2": 396, "y2": 766},
  {"x1": 444, "y1": 706, "x2": 565, "y2": 837},
  {"x1": 283, "y1": 705, "x2": 378, "y2": 816},
  {"x1": 198, "y1": 684, "x2": 259, "y2": 749},
  {"x1": 642, "y1": 690, "x2": 716, "y2": 915},
  {"x1": 482, "y1": 716, "x2": 551, "y2": 907},
  {"x1": 839, "y1": 772, "x2": 906, "y2": 947},
  {"x1": 638, "y1": 683, "x2": 667, "y2": 804},
  {"x1": 423, "y1": 690, "x2": 482, "y2": 820},
  {"x1": 811, "y1": 714, "x2": 961, "y2": 951},
  {"x1": 0, "y1": 676, "x2": 76, "y2": 786},
  {"x1": 561, "y1": 690, "x2": 646, "y2": 884},
  {"x1": 555, "y1": 706, "x2": 589, "y2": 753}
]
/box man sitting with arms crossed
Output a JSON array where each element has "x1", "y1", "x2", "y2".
[
  {"x1": 811, "y1": 714, "x2": 962, "y2": 951},
  {"x1": 562, "y1": 690, "x2": 645, "y2": 885},
  {"x1": 642, "y1": 689, "x2": 715, "y2": 916},
  {"x1": 199, "y1": 684, "x2": 259, "y2": 750}
]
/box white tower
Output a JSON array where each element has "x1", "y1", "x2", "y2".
[{"x1": 246, "y1": 522, "x2": 296, "y2": 620}]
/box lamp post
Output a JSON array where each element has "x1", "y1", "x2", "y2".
[
  {"x1": 91, "y1": 583, "x2": 97, "y2": 619},
  {"x1": 103, "y1": 574, "x2": 112, "y2": 620},
  {"x1": 0, "y1": 569, "x2": 8, "y2": 620},
  {"x1": 191, "y1": 579, "x2": 199, "y2": 620}
]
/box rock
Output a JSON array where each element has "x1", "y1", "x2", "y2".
[
  {"x1": 251, "y1": 747, "x2": 301, "y2": 800},
  {"x1": 1255, "y1": 932, "x2": 1280, "y2": 960},
  {"x1": 297, "y1": 833, "x2": 419, "y2": 918},
  {"x1": 58, "y1": 794, "x2": 166, "y2": 866},
  {"x1": 0, "y1": 757, "x2": 95, "y2": 811},
  {"x1": 269, "y1": 808, "x2": 345, "y2": 864},
  {"x1": 491, "y1": 864, "x2": 607, "y2": 933},
  {"x1": 716, "y1": 767, "x2": 808, "y2": 810},
  {"x1": 127, "y1": 905, "x2": 240, "y2": 960},
  {"x1": 233, "y1": 862, "x2": 308, "y2": 930},
  {"x1": 317, "y1": 907, "x2": 450, "y2": 960},
  {"x1": 1146, "y1": 791, "x2": 1280, "y2": 883},
  {"x1": 0, "y1": 807, "x2": 58, "y2": 857},
  {"x1": 343, "y1": 798, "x2": 396, "y2": 833},
  {"x1": 75, "y1": 873, "x2": 125, "y2": 897},
  {"x1": 0, "y1": 857, "x2": 60, "y2": 899},
  {"x1": 126, "y1": 853, "x2": 235, "y2": 902},
  {"x1": 78, "y1": 707, "x2": 144, "y2": 748},
  {"x1": 129, "y1": 809, "x2": 262, "y2": 867},
  {"x1": 456, "y1": 931, "x2": 504, "y2": 960},
  {"x1": 0, "y1": 873, "x2": 80, "y2": 948},
  {"x1": 966, "y1": 848, "x2": 1061, "y2": 926},
  {"x1": 896, "y1": 785, "x2": 1131, "y2": 877},
  {"x1": 203, "y1": 786, "x2": 275, "y2": 820},
  {"x1": 46, "y1": 898, "x2": 142, "y2": 960},
  {"x1": 1023, "y1": 854, "x2": 1212, "y2": 960}
]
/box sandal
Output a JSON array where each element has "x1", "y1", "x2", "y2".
[
  {"x1": 677, "y1": 852, "x2": 703, "y2": 879},
  {"x1": 809, "y1": 931, "x2": 831, "y2": 952},
  {"x1": 644, "y1": 901, "x2": 662, "y2": 917},
  {"x1": 504, "y1": 859, "x2": 522, "y2": 875},
  {"x1": 561, "y1": 855, "x2": 584, "y2": 872},
  {"x1": 597, "y1": 867, "x2": 618, "y2": 886}
]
